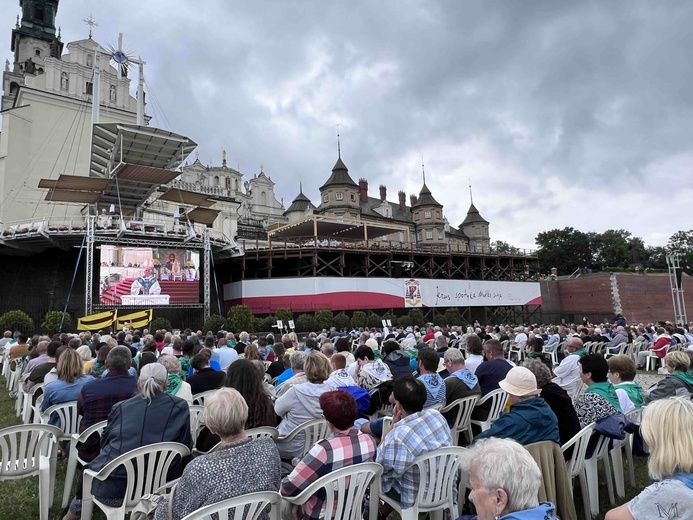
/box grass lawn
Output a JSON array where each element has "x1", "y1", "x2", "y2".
[{"x1": 0, "y1": 373, "x2": 652, "y2": 520}]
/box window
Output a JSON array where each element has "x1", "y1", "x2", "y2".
[
  {"x1": 214, "y1": 176, "x2": 220, "y2": 187},
  {"x1": 85, "y1": 81, "x2": 93, "y2": 95},
  {"x1": 350, "y1": 193, "x2": 355, "y2": 202},
  {"x1": 414, "y1": 212, "x2": 420, "y2": 221},
  {"x1": 426, "y1": 231, "x2": 433, "y2": 240},
  {"x1": 424, "y1": 211, "x2": 431, "y2": 219},
  {"x1": 35, "y1": 49, "x2": 41, "y2": 57},
  {"x1": 336, "y1": 192, "x2": 344, "y2": 201},
  {"x1": 323, "y1": 194, "x2": 329, "y2": 203},
  {"x1": 35, "y1": 6, "x2": 45, "y2": 21},
  {"x1": 436, "y1": 211, "x2": 441, "y2": 219},
  {"x1": 226, "y1": 177, "x2": 231, "y2": 189},
  {"x1": 261, "y1": 191, "x2": 267, "y2": 205},
  {"x1": 438, "y1": 231, "x2": 444, "y2": 240}
]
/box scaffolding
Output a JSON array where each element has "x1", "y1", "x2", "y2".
[{"x1": 666, "y1": 254, "x2": 687, "y2": 325}]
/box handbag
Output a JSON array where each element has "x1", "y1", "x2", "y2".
[{"x1": 131, "y1": 480, "x2": 178, "y2": 520}]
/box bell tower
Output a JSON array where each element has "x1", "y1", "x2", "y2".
[{"x1": 11, "y1": 0, "x2": 63, "y2": 71}]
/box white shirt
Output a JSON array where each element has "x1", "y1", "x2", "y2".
[
  {"x1": 465, "y1": 354, "x2": 484, "y2": 374},
  {"x1": 514, "y1": 333, "x2": 528, "y2": 345},
  {"x1": 614, "y1": 388, "x2": 635, "y2": 413},
  {"x1": 553, "y1": 353, "x2": 581, "y2": 395}
]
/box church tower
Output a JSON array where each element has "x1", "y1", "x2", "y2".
[
  {"x1": 318, "y1": 154, "x2": 360, "y2": 219},
  {"x1": 460, "y1": 202, "x2": 490, "y2": 253},
  {"x1": 3, "y1": 0, "x2": 63, "y2": 109}
]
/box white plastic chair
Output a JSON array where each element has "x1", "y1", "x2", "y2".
[
  {"x1": 0, "y1": 424, "x2": 62, "y2": 520},
  {"x1": 39, "y1": 400, "x2": 82, "y2": 442},
  {"x1": 561, "y1": 423, "x2": 594, "y2": 520},
  {"x1": 192, "y1": 389, "x2": 218, "y2": 406},
  {"x1": 440, "y1": 395, "x2": 479, "y2": 445},
  {"x1": 276, "y1": 418, "x2": 331, "y2": 470},
  {"x1": 62, "y1": 420, "x2": 108, "y2": 508},
  {"x1": 81, "y1": 441, "x2": 191, "y2": 520},
  {"x1": 469, "y1": 389, "x2": 508, "y2": 433},
  {"x1": 282, "y1": 462, "x2": 382, "y2": 520},
  {"x1": 21, "y1": 382, "x2": 45, "y2": 424},
  {"x1": 380, "y1": 446, "x2": 465, "y2": 520},
  {"x1": 181, "y1": 491, "x2": 281, "y2": 520},
  {"x1": 189, "y1": 404, "x2": 206, "y2": 446},
  {"x1": 246, "y1": 426, "x2": 279, "y2": 440},
  {"x1": 585, "y1": 432, "x2": 616, "y2": 516},
  {"x1": 645, "y1": 344, "x2": 669, "y2": 371},
  {"x1": 623, "y1": 407, "x2": 645, "y2": 487},
  {"x1": 604, "y1": 343, "x2": 627, "y2": 360}
]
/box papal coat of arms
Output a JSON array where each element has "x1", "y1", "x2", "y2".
[{"x1": 404, "y1": 278, "x2": 422, "y2": 307}]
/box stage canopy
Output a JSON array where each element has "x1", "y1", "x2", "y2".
[{"x1": 268, "y1": 215, "x2": 410, "y2": 242}]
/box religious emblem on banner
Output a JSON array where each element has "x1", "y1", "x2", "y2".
[{"x1": 404, "y1": 278, "x2": 422, "y2": 307}]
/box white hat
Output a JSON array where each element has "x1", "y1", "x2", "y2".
[
  {"x1": 365, "y1": 338, "x2": 379, "y2": 350},
  {"x1": 499, "y1": 367, "x2": 540, "y2": 397}
]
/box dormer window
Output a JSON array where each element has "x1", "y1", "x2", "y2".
[
  {"x1": 424, "y1": 210, "x2": 431, "y2": 219},
  {"x1": 336, "y1": 192, "x2": 344, "y2": 201}
]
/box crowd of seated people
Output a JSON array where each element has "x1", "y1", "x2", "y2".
[{"x1": 2, "y1": 315, "x2": 693, "y2": 520}]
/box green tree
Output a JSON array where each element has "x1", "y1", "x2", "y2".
[
  {"x1": 202, "y1": 314, "x2": 226, "y2": 335},
  {"x1": 227, "y1": 305, "x2": 254, "y2": 333},
  {"x1": 313, "y1": 310, "x2": 334, "y2": 331},
  {"x1": 593, "y1": 229, "x2": 632, "y2": 270},
  {"x1": 535, "y1": 227, "x2": 596, "y2": 275},
  {"x1": 40, "y1": 310, "x2": 72, "y2": 335},
  {"x1": 275, "y1": 308, "x2": 293, "y2": 327},
  {"x1": 295, "y1": 314, "x2": 316, "y2": 332},
  {"x1": 0, "y1": 310, "x2": 34, "y2": 335},
  {"x1": 257, "y1": 315, "x2": 276, "y2": 332},
  {"x1": 408, "y1": 308, "x2": 425, "y2": 327},
  {"x1": 443, "y1": 307, "x2": 462, "y2": 326},
  {"x1": 351, "y1": 311, "x2": 368, "y2": 329},
  {"x1": 397, "y1": 315, "x2": 412, "y2": 328},
  {"x1": 334, "y1": 313, "x2": 351, "y2": 331},
  {"x1": 432, "y1": 311, "x2": 447, "y2": 327},
  {"x1": 494, "y1": 240, "x2": 521, "y2": 255},
  {"x1": 644, "y1": 246, "x2": 668, "y2": 270},
  {"x1": 368, "y1": 312, "x2": 382, "y2": 329},
  {"x1": 667, "y1": 230, "x2": 693, "y2": 272},
  {"x1": 150, "y1": 317, "x2": 172, "y2": 331}
]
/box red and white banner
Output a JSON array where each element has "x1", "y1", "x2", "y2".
[{"x1": 224, "y1": 277, "x2": 541, "y2": 314}]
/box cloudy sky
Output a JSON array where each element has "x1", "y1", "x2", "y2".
[{"x1": 5, "y1": 0, "x2": 692, "y2": 249}]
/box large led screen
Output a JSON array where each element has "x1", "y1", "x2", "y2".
[{"x1": 99, "y1": 246, "x2": 201, "y2": 305}]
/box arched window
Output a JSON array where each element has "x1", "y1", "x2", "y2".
[
  {"x1": 35, "y1": 49, "x2": 41, "y2": 57},
  {"x1": 9, "y1": 82, "x2": 19, "y2": 95},
  {"x1": 225, "y1": 177, "x2": 231, "y2": 189},
  {"x1": 214, "y1": 176, "x2": 220, "y2": 187},
  {"x1": 260, "y1": 191, "x2": 267, "y2": 206}
]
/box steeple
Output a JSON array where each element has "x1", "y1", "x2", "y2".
[
  {"x1": 320, "y1": 151, "x2": 357, "y2": 190},
  {"x1": 412, "y1": 181, "x2": 442, "y2": 208},
  {"x1": 11, "y1": 0, "x2": 64, "y2": 66},
  {"x1": 284, "y1": 181, "x2": 316, "y2": 215}
]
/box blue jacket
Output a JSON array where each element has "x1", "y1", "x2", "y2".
[
  {"x1": 458, "y1": 502, "x2": 558, "y2": 520},
  {"x1": 474, "y1": 397, "x2": 560, "y2": 445}
]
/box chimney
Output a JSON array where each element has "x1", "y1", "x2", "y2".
[
  {"x1": 410, "y1": 194, "x2": 418, "y2": 206},
  {"x1": 398, "y1": 190, "x2": 406, "y2": 210},
  {"x1": 359, "y1": 178, "x2": 368, "y2": 202},
  {"x1": 379, "y1": 185, "x2": 387, "y2": 202}
]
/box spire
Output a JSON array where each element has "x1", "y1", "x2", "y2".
[
  {"x1": 422, "y1": 156, "x2": 426, "y2": 185},
  {"x1": 222, "y1": 149, "x2": 227, "y2": 168},
  {"x1": 299, "y1": 175, "x2": 303, "y2": 194},
  {"x1": 469, "y1": 180, "x2": 473, "y2": 205},
  {"x1": 337, "y1": 127, "x2": 341, "y2": 158}
]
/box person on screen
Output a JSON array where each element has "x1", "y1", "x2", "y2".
[
  {"x1": 131, "y1": 267, "x2": 161, "y2": 296},
  {"x1": 165, "y1": 253, "x2": 177, "y2": 270}
]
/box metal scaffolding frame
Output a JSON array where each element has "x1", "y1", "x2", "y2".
[{"x1": 667, "y1": 254, "x2": 688, "y2": 325}]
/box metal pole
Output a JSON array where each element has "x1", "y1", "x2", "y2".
[
  {"x1": 203, "y1": 229, "x2": 211, "y2": 322},
  {"x1": 85, "y1": 216, "x2": 95, "y2": 316},
  {"x1": 92, "y1": 50, "x2": 100, "y2": 124},
  {"x1": 137, "y1": 62, "x2": 145, "y2": 125}
]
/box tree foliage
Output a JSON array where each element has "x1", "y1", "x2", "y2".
[
  {"x1": 408, "y1": 308, "x2": 425, "y2": 327},
  {"x1": 275, "y1": 308, "x2": 293, "y2": 327},
  {"x1": 334, "y1": 313, "x2": 351, "y2": 331},
  {"x1": 667, "y1": 230, "x2": 693, "y2": 271},
  {"x1": 0, "y1": 310, "x2": 34, "y2": 335},
  {"x1": 313, "y1": 310, "x2": 334, "y2": 332},
  {"x1": 593, "y1": 229, "x2": 632, "y2": 269},
  {"x1": 443, "y1": 308, "x2": 463, "y2": 327},
  {"x1": 41, "y1": 310, "x2": 72, "y2": 335},
  {"x1": 227, "y1": 305, "x2": 254, "y2": 333},
  {"x1": 351, "y1": 311, "x2": 368, "y2": 329},
  {"x1": 150, "y1": 317, "x2": 172, "y2": 332},
  {"x1": 202, "y1": 314, "x2": 226, "y2": 335},
  {"x1": 295, "y1": 314, "x2": 316, "y2": 332},
  {"x1": 535, "y1": 227, "x2": 596, "y2": 275},
  {"x1": 494, "y1": 240, "x2": 521, "y2": 255},
  {"x1": 367, "y1": 312, "x2": 382, "y2": 329}
]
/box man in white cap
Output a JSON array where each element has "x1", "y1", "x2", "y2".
[{"x1": 473, "y1": 366, "x2": 560, "y2": 446}]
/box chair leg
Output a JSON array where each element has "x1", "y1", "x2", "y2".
[
  {"x1": 39, "y1": 460, "x2": 51, "y2": 520},
  {"x1": 578, "y1": 470, "x2": 591, "y2": 520},
  {"x1": 626, "y1": 435, "x2": 636, "y2": 488},
  {"x1": 602, "y1": 454, "x2": 615, "y2": 505},
  {"x1": 610, "y1": 446, "x2": 625, "y2": 498},
  {"x1": 63, "y1": 453, "x2": 78, "y2": 508},
  {"x1": 584, "y1": 458, "x2": 600, "y2": 517}
]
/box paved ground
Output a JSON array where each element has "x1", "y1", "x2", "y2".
[{"x1": 635, "y1": 372, "x2": 664, "y2": 391}]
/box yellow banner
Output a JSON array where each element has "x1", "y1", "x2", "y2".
[
  {"x1": 77, "y1": 310, "x2": 118, "y2": 331},
  {"x1": 116, "y1": 309, "x2": 153, "y2": 330}
]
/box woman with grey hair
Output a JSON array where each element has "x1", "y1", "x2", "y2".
[
  {"x1": 155, "y1": 388, "x2": 281, "y2": 520},
  {"x1": 463, "y1": 437, "x2": 558, "y2": 519},
  {"x1": 158, "y1": 354, "x2": 193, "y2": 404},
  {"x1": 64, "y1": 363, "x2": 191, "y2": 520},
  {"x1": 522, "y1": 358, "x2": 581, "y2": 450}
]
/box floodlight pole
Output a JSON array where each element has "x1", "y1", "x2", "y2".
[
  {"x1": 85, "y1": 216, "x2": 95, "y2": 316},
  {"x1": 204, "y1": 229, "x2": 211, "y2": 322}
]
